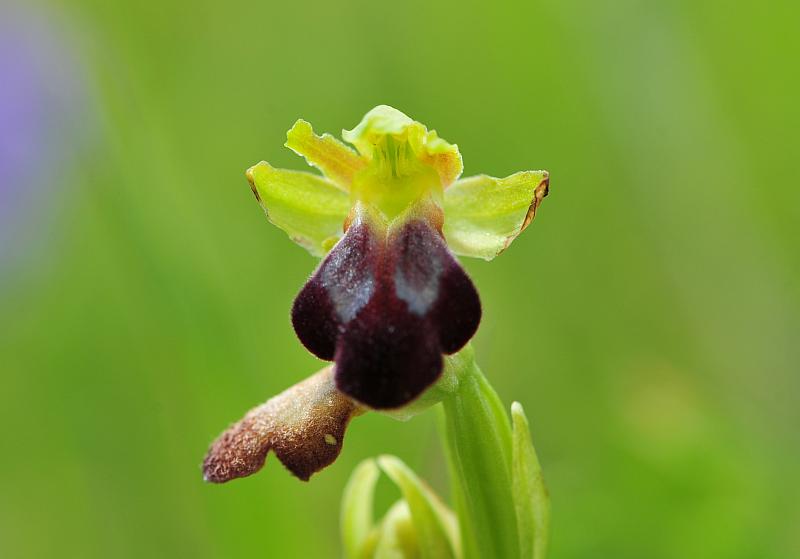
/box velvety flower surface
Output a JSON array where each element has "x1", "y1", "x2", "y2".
[
  {"x1": 247, "y1": 106, "x2": 548, "y2": 409},
  {"x1": 292, "y1": 198, "x2": 480, "y2": 408},
  {"x1": 203, "y1": 366, "x2": 362, "y2": 482}
]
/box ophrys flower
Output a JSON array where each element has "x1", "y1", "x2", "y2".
[
  {"x1": 204, "y1": 106, "x2": 549, "y2": 483},
  {"x1": 248, "y1": 106, "x2": 549, "y2": 410}
]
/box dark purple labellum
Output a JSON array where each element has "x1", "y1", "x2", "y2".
[{"x1": 292, "y1": 205, "x2": 481, "y2": 409}]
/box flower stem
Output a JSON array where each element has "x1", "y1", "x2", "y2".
[{"x1": 440, "y1": 352, "x2": 521, "y2": 559}]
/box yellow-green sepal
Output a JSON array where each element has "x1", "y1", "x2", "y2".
[
  {"x1": 246, "y1": 161, "x2": 351, "y2": 257},
  {"x1": 443, "y1": 171, "x2": 550, "y2": 260}
]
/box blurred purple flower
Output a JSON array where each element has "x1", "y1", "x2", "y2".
[{"x1": 0, "y1": 4, "x2": 86, "y2": 266}]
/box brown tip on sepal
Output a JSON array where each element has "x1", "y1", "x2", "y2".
[
  {"x1": 246, "y1": 165, "x2": 262, "y2": 203},
  {"x1": 521, "y1": 173, "x2": 550, "y2": 232},
  {"x1": 202, "y1": 366, "x2": 361, "y2": 483}
]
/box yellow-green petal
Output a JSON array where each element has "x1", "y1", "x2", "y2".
[
  {"x1": 511, "y1": 402, "x2": 550, "y2": 559},
  {"x1": 343, "y1": 105, "x2": 463, "y2": 187},
  {"x1": 443, "y1": 171, "x2": 550, "y2": 260},
  {"x1": 285, "y1": 119, "x2": 366, "y2": 189},
  {"x1": 246, "y1": 161, "x2": 351, "y2": 257}
]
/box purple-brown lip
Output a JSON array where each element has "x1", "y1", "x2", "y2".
[{"x1": 291, "y1": 202, "x2": 481, "y2": 409}]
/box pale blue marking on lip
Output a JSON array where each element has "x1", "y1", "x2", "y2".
[
  {"x1": 393, "y1": 220, "x2": 445, "y2": 317},
  {"x1": 322, "y1": 217, "x2": 380, "y2": 323}
]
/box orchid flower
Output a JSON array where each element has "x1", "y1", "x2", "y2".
[
  {"x1": 249, "y1": 105, "x2": 547, "y2": 409},
  {"x1": 203, "y1": 106, "x2": 551, "y2": 559}
]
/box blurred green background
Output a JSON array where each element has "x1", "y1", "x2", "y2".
[{"x1": 1, "y1": 0, "x2": 798, "y2": 557}]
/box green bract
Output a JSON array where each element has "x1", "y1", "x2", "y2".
[
  {"x1": 440, "y1": 352, "x2": 551, "y2": 559},
  {"x1": 341, "y1": 455, "x2": 460, "y2": 559},
  {"x1": 512, "y1": 402, "x2": 550, "y2": 559},
  {"x1": 247, "y1": 105, "x2": 549, "y2": 260}
]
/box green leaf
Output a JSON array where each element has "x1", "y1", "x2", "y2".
[
  {"x1": 341, "y1": 459, "x2": 381, "y2": 559},
  {"x1": 246, "y1": 161, "x2": 351, "y2": 256},
  {"x1": 285, "y1": 119, "x2": 366, "y2": 189},
  {"x1": 441, "y1": 356, "x2": 520, "y2": 559},
  {"x1": 511, "y1": 402, "x2": 550, "y2": 559},
  {"x1": 377, "y1": 455, "x2": 460, "y2": 559},
  {"x1": 443, "y1": 171, "x2": 549, "y2": 260}
]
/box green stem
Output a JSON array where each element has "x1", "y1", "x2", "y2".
[{"x1": 440, "y1": 352, "x2": 521, "y2": 559}]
